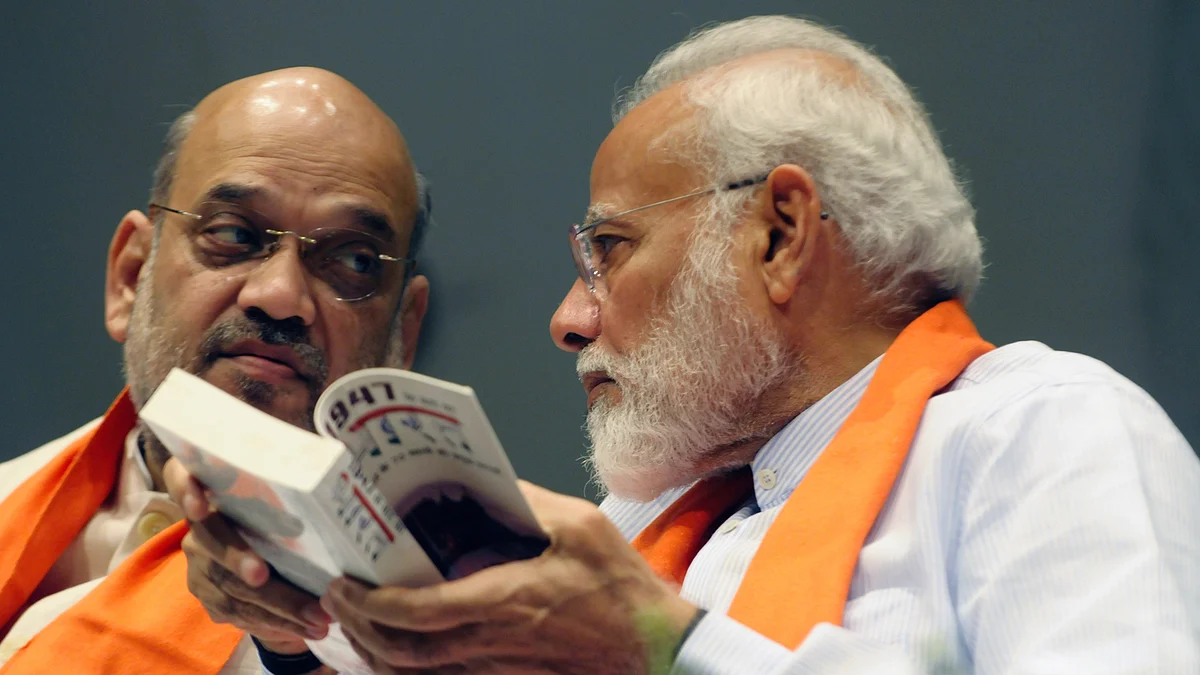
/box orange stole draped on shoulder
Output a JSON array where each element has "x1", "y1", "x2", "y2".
[
  {"x1": 0, "y1": 389, "x2": 242, "y2": 673},
  {"x1": 631, "y1": 300, "x2": 994, "y2": 649}
]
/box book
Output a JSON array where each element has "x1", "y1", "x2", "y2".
[{"x1": 139, "y1": 367, "x2": 549, "y2": 598}]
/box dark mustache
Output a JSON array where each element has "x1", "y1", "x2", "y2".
[{"x1": 199, "y1": 307, "x2": 328, "y2": 383}]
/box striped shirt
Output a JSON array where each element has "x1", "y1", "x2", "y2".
[{"x1": 601, "y1": 341, "x2": 1200, "y2": 674}]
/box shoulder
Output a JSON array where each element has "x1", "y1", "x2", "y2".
[
  {"x1": 0, "y1": 419, "x2": 101, "y2": 501},
  {"x1": 926, "y1": 350, "x2": 1200, "y2": 664},
  {"x1": 921, "y1": 340, "x2": 1198, "y2": 512},
  {"x1": 924, "y1": 341, "x2": 1187, "y2": 446},
  {"x1": 955, "y1": 340, "x2": 1157, "y2": 397}
]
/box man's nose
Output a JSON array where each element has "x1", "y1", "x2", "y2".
[
  {"x1": 236, "y1": 241, "x2": 318, "y2": 326},
  {"x1": 550, "y1": 278, "x2": 600, "y2": 352}
]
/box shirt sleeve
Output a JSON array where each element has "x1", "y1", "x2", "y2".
[{"x1": 673, "y1": 376, "x2": 1200, "y2": 674}]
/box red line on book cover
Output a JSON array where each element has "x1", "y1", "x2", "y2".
[
  {"x1": 347, "y1": 405, "x2": 461, "y2": 432},
  {"x1": 340, "y1": 472, "x2": 396, "y2": 543}
]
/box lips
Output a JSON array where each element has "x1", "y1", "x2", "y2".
[
  {"x1": 217, "y1": 340, "x2": 310, "y2": 381},
  {"x1": 581, "y1": 371, "x2": 616, "y2": 406}
]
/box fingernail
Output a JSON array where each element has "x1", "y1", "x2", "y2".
[
  {"x1": 319, "y1": 593, "x2": 335, "y2": 617},
  {"x1": 239, "y1": 557, "x2": 263, "y2": 585},
  {"x1": 182, "y1": 494, "x2": 202, "y2": 520},
  {"x1": 305, "y1": 624, "x2": 328, "y2": 640},
  {"x1": 302, "y1": 604, "x2": 331, "y2": 626}
]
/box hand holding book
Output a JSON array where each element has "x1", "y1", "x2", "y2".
[
  {"x1": 163, "y1": 458, "x2": 332, "y2": 656},
  {"x1": 142, "y1": 367, "x2": 550, "y2": 674}
]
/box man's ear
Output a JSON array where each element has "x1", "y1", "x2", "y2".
[
  {"x1": 105, "y1": 210, "x2": 155, "y2": 343},
  {"x1": 752, "y1": 164, "x2": 827, "y2": 306},
  {"x1": 397, "y1": 274, "x2": 430, "y2": 370}
]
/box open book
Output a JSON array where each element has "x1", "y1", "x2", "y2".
[{"x1": 140, "y1": 367, "x2": 548, "y2": 597}]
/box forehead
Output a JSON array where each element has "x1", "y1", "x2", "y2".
[
  {"x1": 171, "y1": 88, "x2": 416, "y2": 239},
  {"x1": 589, "y1": 84, "x2": 704, "y2": 218}
]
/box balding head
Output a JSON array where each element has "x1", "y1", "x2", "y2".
[
  {"x1": 151, "y1": 67, "x2": 429, "y2": 259},
  {"x1": 110, "y1": 66, "x2": 432, "y2": 455}
]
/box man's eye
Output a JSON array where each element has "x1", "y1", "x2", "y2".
[
  {"x1": 323, "y1": 241, "x2": 382, "y2": 277},
  {"x1": 591, "y1": 234, "x2": 626, "y2": 260},
  {"x1": 205, "y1": 224, "x2": 259, "y2": 247},
  {"x1": 335, "y1": 250, "x2": 380, "y2": 275}
]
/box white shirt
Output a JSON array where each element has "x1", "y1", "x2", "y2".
[
  {"x1": 602, "y1": 341, "x2": 1200, "y2": 674},
  {"x1": 0, "y1": 427, "x2": 260, "y2": 672}
]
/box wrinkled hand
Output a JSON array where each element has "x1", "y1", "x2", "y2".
[
  {"x1": 164, "y1": 458, "x2": 333, "y2": 655},
  {"x1": 323, "y1": 481, "x2": 698, "y2": 674}
]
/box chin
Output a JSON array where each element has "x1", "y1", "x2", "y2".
[
  {"x1": 591, "y1": 456, "x2": 696, "y2": 503},
  {"x1": 205, "y1": 365, "x2": 314, "y2": 429}
]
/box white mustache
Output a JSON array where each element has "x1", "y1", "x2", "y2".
[{"x1": 576, "y1": 345, "x2": 618, "y2": 381}]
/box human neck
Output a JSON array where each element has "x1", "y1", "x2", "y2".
[{"x1": 692, "y1": 312, "x2": 905, "y2": 477}]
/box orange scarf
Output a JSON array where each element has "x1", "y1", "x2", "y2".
[
  {"x1": 0, "y1": 390, "x2": 242, "y2": 673},
  {"x1": 632, "y1": 300, "x2": 993, "y2": 649}
]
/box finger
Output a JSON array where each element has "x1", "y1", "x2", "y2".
[
  {"x1": 344, "y1": 626, "x2": 474, "y2": 672},
  {"x1": 192, "y1": 569, "x2": 326, "y2": 640},
  {"x1": 325, "y1": 564, "x2": 529, "y2": 631},
  {"x1": 164, "y1": 457, "x2": 210, "y2": 521},
  {"x1": 227, "y1": 600, "x2": 324, "y2": 640},
  {"x1": 346, "y1": 630, "x2": 539, "y2": 675},
  {"x1": 516, "y1": 481, "x2": 605, "y2": 536},
  {"x1": 189, "y1": 554, "x2": 330, "y2": 631},
  {"x1": 515, "y1": 479, "x2": 558, "y2": 505},
  {"x1": 185, "y1": 513, "x2": 269, "y2": 586},
  {"x1": 517, "y1": 480, "x2": 596, "y2": 512}
]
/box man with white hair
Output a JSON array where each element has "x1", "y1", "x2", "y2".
[{"x1": 315, "y1": 16, "x2": 1200, "y2": 673}]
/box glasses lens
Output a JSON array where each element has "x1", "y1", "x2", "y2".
[
  {"x1": 569, "y1": 225, "x2": 605, "y2": 298},
  {"x1": 308, "y1": 228, "x2": 395, "y2": 301},
  {"x1": 180, "y1": 202, "x2": 271, "y2": 267}
]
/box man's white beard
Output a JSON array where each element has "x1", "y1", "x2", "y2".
[{"x1": 577, "y1": 224, "x2": 793, "y2": 502}]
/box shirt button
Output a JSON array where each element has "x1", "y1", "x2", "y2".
[
  {"x1": 756, "y1": 468, "x2": 777, "y2": 490},
  {"x1": 136, "y1": 511, "x2": 176, "y2": 541},
  {"x1": 717, "y1": 520, "x2": 739, "y2": 535}
]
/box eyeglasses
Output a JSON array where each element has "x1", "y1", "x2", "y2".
[
  {"x1": 149, "y1": 201, "x2": 414, "y2": 302},
  {"x1": 569, "y1": 173, "x2": 830, "y2": 300},
  {"x1": 569, "y1": 175, "x2": 771, "y2": 300}
]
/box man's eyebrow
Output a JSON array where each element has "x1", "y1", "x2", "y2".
[
  {"x1": 583, "y1": 202, "x2": 620, "y2": 226},
  {"x1": 204, "y1": 183, "x2": 263, "y2": 203},
  {"x1": 198, "y1": 186, "x2": 395, "y2": 239},
  {"x1": 343, "y1": 205, "x2": 395, "y2": 241}
]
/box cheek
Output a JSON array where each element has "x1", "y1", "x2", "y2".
[
  {"x1": 149, "y1": 261, "x2": 244, "y2": 347},
  {"x1": 729, "y1": 237, "x2": 770, "y2": 310},
  {"x1": 321, "y1": 303, "x2": 395, "y2": 376},
  {"x1": 599, "y1": 261, "x2": 676, "y2": 354}
]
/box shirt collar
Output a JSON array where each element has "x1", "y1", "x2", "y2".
[
  {"x1": 749, "y1": 356, "x2": 881, "y2": 510},
  {"x1": 125, "y1": 429, "x2": 157, "y2": 492},
  {"x1": 600, "y1": 356, "x2": 883, "y2": 533}
]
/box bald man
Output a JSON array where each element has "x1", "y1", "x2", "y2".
[{"x1": 0, "y1": 68, "x2": 431, "y2": 673}]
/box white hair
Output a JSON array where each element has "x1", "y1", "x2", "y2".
[{"x1": 615, "y1": 15, "x2": 983, "y2": 305}]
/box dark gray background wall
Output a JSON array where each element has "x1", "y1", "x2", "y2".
[{"x1": 1, "y1": 1, "x2": 1195, "y2": 498}]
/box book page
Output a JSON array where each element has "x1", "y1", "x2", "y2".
[
  {"x1": 140, "y1": 369, "x2": 441, "y2": 595},
  {"x1": 315, "y1": 368, "x2": 548, "y2": 580}
]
